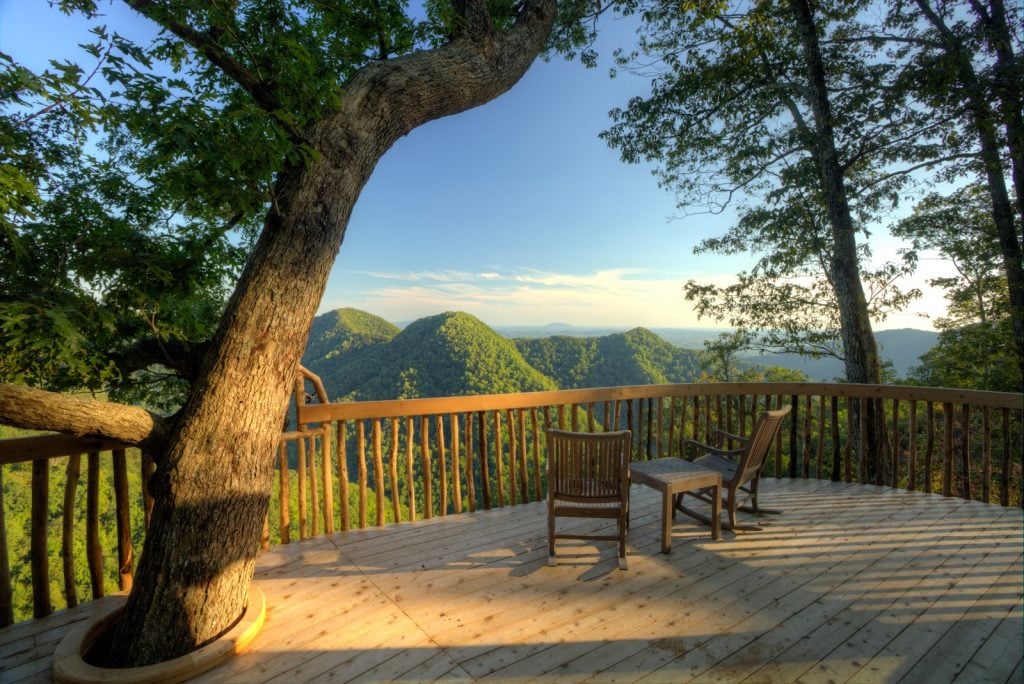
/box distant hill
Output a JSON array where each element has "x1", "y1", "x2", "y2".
[
  {"x1": 308, "y1": 310, "x2": 557, "y2": 401},
  {"x1": 306, "y1": 310, "x2": 939, "y2": 397},
  {"x1": 515, "y1": 328, "x2": 702, "y2": 388},
  {"x1": 745, "y1": 329, "x2": 940, "y2": 380},
  {"x1": 303, "y1": 308, "x2": 399, "y2": 367}
]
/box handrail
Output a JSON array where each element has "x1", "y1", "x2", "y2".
[{"x1": 298, "y1": 383, "x2": 1022, "y2": 424}]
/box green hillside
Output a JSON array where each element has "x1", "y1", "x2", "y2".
[
  {"x1": 516, "y1": 327, "x2": 702, "y2": 388},
  {"x1": 302, "y1": 308, "x2": 399, "y2": 367},
  {"x1": 315, "y1": 311, "x2": 558, "y2": 400}
]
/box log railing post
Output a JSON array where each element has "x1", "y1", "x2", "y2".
[
  {"x1": 86, "y1": 451, "x2": 103, "y2": 599},
  {"x1": 373, "y1": 419, "x2": 385, "y2": 525},
  {"x1": 278, "y1": 442, "x2": 291, "y2": 543},
  {"x1": 31, "y1": 457, "x2": 52, "y2": 618},
  {"x1": 0, "y1": 463, "x2": 14, "y2": 627},
  {"x1": 62, "y1": 453, "x2": 82, "y2": 609},
  {"x1": 112, "y1": 448, "x2": 133, "y2": 592}
]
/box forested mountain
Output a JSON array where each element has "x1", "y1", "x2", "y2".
[
  {"x1": 307, "y1": 309, "x2": 707, "y2": 399},
  {"x1": 515, "y1": 327, "x2": 702, "y2": 388},
  {"x1": 308, "y1": 310, "x2": 557, "y2": 400},
  {"x1": 302, "y1": 308, "x2": 399, "y2": 367}
]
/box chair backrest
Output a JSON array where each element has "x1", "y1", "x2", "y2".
[
  {"x1": 546, "y1": 429, "x2": 632, "y2": 504},
  {"x1": 732, "y1": 406, "x2": 792, "y2": 487}
]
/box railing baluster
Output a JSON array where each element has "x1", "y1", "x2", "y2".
[
  {"x1": 790, "y1": 395, "x2": 799, "y2": 479},
  {"x1": 390, "y1": 417, "x2": 402, "y2": 522},
  {"x1": 373, "y1": 419, "x2": 385, "y2": 525},
  {"x1": 465, "y1": 413, "x2": 476, "y2": 513},
  {"x1": 982, "y1": 407, "x2": 991, "y2": 503},
  {"x1": 505, "y1": 410, "x2": 516, "y2": 506},
  {"x1": 298, "y1": 432, "x2": 308, "y2": 537},
  {"x1": 338, "y1": 421, "x2": 350, "y2": 532},
  {"x1": 112, "y1": 449, "x2": 133, "y2": 591},
  {"x1": 531, "y1": 408, "x2": 542, "y2": 500},
  {"x1": 830, "y1": 396, "x2": 840, "y2": 482},
  {"x1": 942, "y1": 403, "x2": 954, "y2": 497},
  {"x1": 451, "y1": 414, "x2": 462, "y2": 513},
  {"x1": 141, "y1": 450, "x2": 155, "y2": 529},
  {"x1": 816, "y1": 396, "x2": 825, "y2": 479},
  {"x1": 356, "y1": 420, "x2": 366, "y2": 528},
  {"x1": 421, "y1": 415, "x2": 433, "y2": 518},
  {"x1": 309, "y1": 435, "x2": 319, "y2": 537},
  {"x1": 844, "y1": 398, "x2": 853, "y2": 483},
  {"x1": 924, "y1": 402, "x2": 935, "y2": 494},
  {"x1": 1001, "y1": 408, "x2": 1011, "y2": 506},
  {"x1": 891, "y1": 399, "x2": 901, "y2": 489},
  {"x1": 0, "y1": 463, "x2": 12, "y2": 627},
  {"x1": 437, "y1": 415, "x2": 448, "y2": 516},
  {"x1": 493, "y1": 411, "x2": 505, "y2": 508},
  {"x1": 478, "y1": 411, "x2": 491, "y2": 510},
  {"x1": 322, "y1": 425, "x2": 334, "y2": 534},
  {"x1": 31, "y1": 457, "x2": 51, "y2": 618},
  {"x1": 960, "y1": 404, "x2": 972, "y2": 501},
  {"x1": 516, "y1": 409, "x2": 528, "y2": 503},
  {"x1": 86, "y1": 451, "x2": 103, "y2": 599},
  {"x1": 62, "y1": 453, "x2": 81, "y2": 608},
  {"x1": 908, "y1": 401, "x2": 918, "y2": 491},
  {"x1": 279, "y1": 442, "x2": 291, "y2": 542},
  {"x1": 406, "y1": 417, "x2": 416, "y2": 520},
  {"x1": 801, "y1": 394, "x2": 811, "y2": 479}
]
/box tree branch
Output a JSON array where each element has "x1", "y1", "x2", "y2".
[
  {"x1": 0, "y1": 383, "x2": 169, "y2": 449},
  {"x1": 123, "y1": 0, "x2": 302, "y2": 140}
]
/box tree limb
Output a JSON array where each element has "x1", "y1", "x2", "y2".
[{"x1": 0, "y1": 383, "x2": 169, "y2": 449}]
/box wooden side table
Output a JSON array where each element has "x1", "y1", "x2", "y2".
[{"x1": 629, "y1": 458, "x2": 722, "y2": 553}]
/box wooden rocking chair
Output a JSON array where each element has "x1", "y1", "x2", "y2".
[
  {"x1": 675, "y1": 406, "x2": 791, "y2": 532},
  {"x1": 546, "y1": 429, "x2": 632, "y2": 570}
]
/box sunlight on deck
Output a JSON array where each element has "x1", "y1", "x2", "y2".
[{"x1": 2, "y1": 478, "x2": 1021, "y2": 682}]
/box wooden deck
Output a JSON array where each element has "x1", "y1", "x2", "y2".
[{"x1": 2, "y1": 478, "x2": 1022, "y2": 683}]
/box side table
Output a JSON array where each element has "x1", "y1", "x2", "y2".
[{"x1": 629, "y1": 458, "x2": 722, "y2": 553}]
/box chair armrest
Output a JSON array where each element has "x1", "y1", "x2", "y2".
[
  {"x1": 709, "y1": 428, "x2": 749, "y2": 445},
  {"x1": 684, "y1": 438, "x2": 743, "y2": 458}
]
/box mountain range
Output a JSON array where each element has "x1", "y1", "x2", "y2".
[{"x1": 302, "y1": 308, "x2": 938, "y2": 400}]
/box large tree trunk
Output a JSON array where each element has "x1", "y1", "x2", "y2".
[
  {"x1": 790, "y1": 0, "x2": 887, "y2": 481},
  {"x1": 93, "y1": 0, "x2": 556, "y2": 667},
  {"x1": 917, "y1": 0, "x2": 1024, "y2": 392}
]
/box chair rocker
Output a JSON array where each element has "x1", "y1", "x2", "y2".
[
  {"x1": 546, "y1": 429, "x2": 632, "y2": 570},
  {"x1": 674, "y1": 406, "x2": 791, "y2": 532}
]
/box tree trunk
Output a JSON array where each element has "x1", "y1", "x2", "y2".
[
  {"x1": 789, "y1": 0, "x2": 886, "y2": 481},
  {"x1": 917, "y1": 0, "x2": 1024, "y2": 391},
  {"x1": 94, "y1": 1, "x2": 556, "y2": 667}
]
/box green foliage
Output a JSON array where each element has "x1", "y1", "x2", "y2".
[
  {"x1": 516, "y1": 327, "x2": 702, "y2": 388},
  {"x1": 599, "y1": 0, "x2": 938, "y2": 371},
  {"x1": 302, "y1": 308, "x2": 400, "y2": 368},
  {"x1": 893, "y1": 185, "x2": 1020, "y2": 392},
  {"x1": 308, "y1": 311, "x2": 558, "y2": 401}
]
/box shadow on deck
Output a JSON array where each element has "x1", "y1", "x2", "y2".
[{"x1": 2, "y1": 478, "x2": 1022, "y2": 683}]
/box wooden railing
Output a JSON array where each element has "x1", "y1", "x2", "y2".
[
  {"x1": 1, "y1": 380, "x2": 1020, "y2": 626},
  {"x1": 0, "y1": 436, "x2": 147, "y2": 626},
  {"x1": 292, "y1": 382, "x2": 1023, "y2": 536}
]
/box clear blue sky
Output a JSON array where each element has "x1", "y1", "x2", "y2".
[{"x1": 1, "y1": 0, "x2": 947, "y2": 330}]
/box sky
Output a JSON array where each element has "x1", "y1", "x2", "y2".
[{"x1": 1, "y1": 0, "x2": 955, "y2": 331}]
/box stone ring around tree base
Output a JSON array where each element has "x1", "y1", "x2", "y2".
[{"x1": 52, "y1": 584, "x2": 266, "y2": 683}]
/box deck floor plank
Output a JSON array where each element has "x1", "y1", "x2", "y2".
[{"x1": 0, "y1": 479, "x2": 1020, "y2": 684}]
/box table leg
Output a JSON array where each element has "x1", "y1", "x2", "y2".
[
  {"x1": 661, "y1": 488, "x2": 672, "y2": 554},
  {"x1": 711, "y1": 482, "x2": 721, "y2": 540}
]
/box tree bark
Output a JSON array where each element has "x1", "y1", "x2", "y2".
[
  {"x1": 0, "y1": 383, "x2": 166, "y2": 448},
  {"x1": 789, "y1": 0, "x2": 886, "y2": 480},
  {"x1": 97, "y1": 0, "x2": 556, "y2": 667},
  {"x1": 917, "y1": 0, "x2": 1024, "y2": 392}
]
